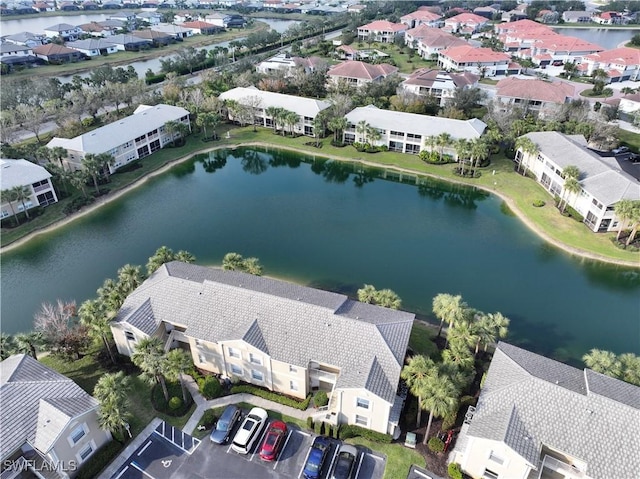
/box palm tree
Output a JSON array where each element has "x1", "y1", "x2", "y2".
[
  {"x1": 147, "y1": 246, "x2": 176, "y2": 275},
  {"x1": 618, "y1": 353, "x2": 640, "y2": 386},
  {"x1": 621, "y1": 87, "x2": 636, "y2": 97},
  {"x1": 469, "y1": 139, "x2": 489, "y2": 177},
  {"x1": 400, "y1": 355, "x2": 438, "y2": 427},
  {"x1": 0, "y1": 333, "x2": 16, "y2": 359},
  {"x1": 14, "y1": 331, "x2": 43, "y2": 359},
  {"x1": 222, "y1": 252, "x2": 245, "y2": 271},
  {"x1": 420, "y1": 374, "x2": 459, "y2": 444},
  {"x1": 357, "y1": 284, "x2": 377, "y2": 304},
  {"x1": 432, "y1": 293, "x2": 469, "y2": 338},
  {"x1": 70, "y1": 170, "x2": 90, "y2": 199},
  {"x1": 366, "y1": 125, "x2": 381, "y2": 146},
  {"x1": 373, "y1": 288, "x2": 401, "y2": 309},
  {"x1": 423, "y1": 135, "x2": 438, "y2": 159},
  {"x1": 356, "y1": 120, "x2": 369, "y2": 144},
  {"x1": 1, "y1": 188, "x2": 20, "y2": 225},
  {"x1": 441, "y1": 339, "x2": 475, "y2": 371},
  {"x1": 562, "y1": 177, "x2": 581, "y2": 213},
  {"x1": 50, "y1": 146, "x2": 68, "y2": 170},
  {"x1": 591, "y1": 68, "x2": 608, "y2": 94},
  {"x1": 265, "y1": 106, "x2": 283, "y2": 134},
  {"x1": 196, "y1": 112, "x2": 221, "y2": 140},
  {"x1": 437, "y1": 133, "x2": 452, "y2": 162},
  {"x1": 94, "y1": 372, "x2": 131, "y2": 442},
  {"x1": 242, "y1": 257, "x2": 263, "y2": 276},
  {"x1": 624, "y1": 201, "x2": 640, "y2": 246},
  {"x1": 583, "y1": 348, "x2": 621, "y2": 377},
  {"x1": 283, "y1": 110, "x2": 299, "y2": 137},
  {"x1": 474, "y1": 312, "x2": 509, "y2": 354},
  {"x1": 312, "y1": 115, "x2": 326, "y2": 147},
  {"x1": 96, "y1": 153, "x2": 115, "y2": 182},
  {"x1": 117, "y1": 264, "x2": 144, "y2": 297},
  {"x1": 328, "y1": 116, "x2": 348, "y2": 143},
  {"x1": 447, "y1": 320, "x2": 479, "y2": 353},
  {"x1": 514, "y1": 136, "x2": 539, "y2": 175},
  {"x1": 97, "y1": 278, "x2": 124, "y2": 313},
  {"x1": 12, "y1": 185, "x2": 32, "y2": 219},
  {"x1": 164, "y1": 120, "x2": 180, "y2": 146},
  {"x1": 78, "y1": 299, "x2": 117, "y2": 364},
  {"x1": 131, "y1": 337, "x2": 170, "y2": 402},
  {"x1": 81, "y1": 154, "x2": 102, "y2": 196},
  {"x1": 614, "y1": 199, "x2": 635, "y2": 242},
  {"x1": 175, "y1": 250, "x2": 196, "y2": 263},
  {"x1": 454, "y1": 139, "x2": 470, "y2": 176},
  {"x1": 166, "y1": 349, "x2": 193, "y2": 403}
]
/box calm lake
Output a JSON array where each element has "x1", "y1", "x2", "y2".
[{"x1": 1, "y1": 147, "x2": 639, "y2": 363}]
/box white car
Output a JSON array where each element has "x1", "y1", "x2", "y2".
[{"x1": 231, "y1": 407, "x2": 268, "y2": 454}]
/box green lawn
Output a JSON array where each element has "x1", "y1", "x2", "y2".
[
  {"x1": 408, "y1": 320, "x2": 439, "y2": 359},
  {"x1": 346, "y1": 437, "x2": 425, "y2": 479},
  {"x1": 342, "y1": 41, "x2": 436, "y2": 74},
  {"x1": 618, "y1": 129, "x2": 640, "y2": 152}
]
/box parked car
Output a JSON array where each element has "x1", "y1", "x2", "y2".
[
  {"x1": 258, "y1": 420, "x2": 288, "y2": 461},
  {"x1": 612, "y1": 146, "x2": 630, "y2": 155},
  {"x1": 629, "y1": 153, "x2": 640, "y2": 163},
  {"x1": 210, "y1": 405, "x2": 241, "y2": 445},
  {"x1": 231, "y1": 407, "x2": 268, "y2": 454},
  {"x1": 303, "y1": 436, "x2": 331, "y2": 479},
  {"x1": 551, "y1": 60, "x2": 564, "y2": 66},
  {"x1": 330, "y1": 444, "x2": 359, "y2": 479}
]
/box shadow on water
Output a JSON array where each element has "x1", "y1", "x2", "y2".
[
  {"x1": 241, "y1": 149, "x2": 269, "y2": 175},
  {"x1": 419, "y1": 177, "x2": 490, "y2": 210},
  {"x1": 195, "y1": 150, "x2": 227, "y2": 173},
  {"x1": 581, "y1": 260, "x2": 640, "y2": 292},
  {"x1": 305, "y1": 278, "x2": 362, "y2": 299}
]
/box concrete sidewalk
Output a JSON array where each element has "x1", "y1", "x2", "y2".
[{"x1": 181, "y1": 375, "x2": 311, "y2": 435}]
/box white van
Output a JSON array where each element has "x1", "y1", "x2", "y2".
[{"x1": 231, "y1": 407, "x2": 269, "y2": 454}]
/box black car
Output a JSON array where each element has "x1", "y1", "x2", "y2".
[
  {"x1": 210, "y1": 405, "x2": 241, "y2": 444},
  {"x1": 330, "y1": 444, "x2": 358, "y2": 479}
]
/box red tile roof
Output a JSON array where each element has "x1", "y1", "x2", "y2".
[
  {"x1": 440, "y1": 45, "x2": 510, "y2": 63},
  {"x1": 445, "y1": 12, "x2": 488, "y2": 25},
  {"x1": 404, "y1": 68, "x2": 478, "y2": 88},
  {"x1": 181, "y1": 21, "x2": 217, "y2": 29},
  {"x1": 401, "y1": 10, "x2": 442, "y2": 22},
  {"x1": 358, "y1": 20, "x2": 407, "y2": 32},
  {"x1": 406, "y1": 25, "x2": 468, "y2": 48},
  {"x1": 534, "y1": 35, "x2": 603, "y2": 53},
  {"x1": 496, "y1": 77, "x2": 575, "y2": 103},
  {"x1": 33, "y1": 43, "x2": 78, "y2": 55},
  {"x1": 584, "y1": 47, "x2": 640, "y2": 66},
  {"x1": 328, "y1": 60, "x2": 398, "y2": 80}
]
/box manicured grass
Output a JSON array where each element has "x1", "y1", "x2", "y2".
[
  {"x1": 479, "y1": 78, "x2": 498, "y2": 85},
  {"x1": 350, "y1": 41, "x2": 437, "y2": 74},
  {"x1": 39, "y1": 349, "x2": 110, "y2": 394},
  {"x1": 408, "y1": 320, "x2": 439, "y2": 359},
  {"x1": 618, "y1": 129, "x2": 640, "y2": 152},
  {"x1": 192, "y1": 405, "x2": 229, "y2": 440},
  {"x1": 346, "y1": 437, "x2": 425, "y2": 479},
  {"x1": 580, "y1": 88, "x2": 613, "y2": 98},
  {"x1": 236, "y1": 401, "x2": 309, "y2": 430}
]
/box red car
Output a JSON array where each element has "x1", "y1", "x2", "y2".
[{"x1": 258, "y1": 420, "x2": 288, "y2": 461}]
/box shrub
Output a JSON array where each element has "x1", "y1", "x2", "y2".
[
  {"x1": 151, "y1": 382, "x2": 192, "y2": 416},
  {"x1": 333, "y1": 424, "x2": 340, "y2": 439},
  {"x1": 314, "y1": 420, "x2": 323, "y2": 435},
  {"x1": 448, "y1": 463, "x2": 463, "y2": 479},
  {"x1": 314, "y1": 390, "x2": 328, "y2": 407},
  {"x1": 441, "y1": 412, "x2": 456, "y2": 431},
  {"x1": 338, "y1": 424, "x2": 392, "y2": 443},
  {"x1": 306, "y1": 417, "x2": 314, "y2": 430},
  {"x1": 63, "y1": 196, "x2": 95, "y2": 215},
  {"x1": 532, "y1": 199, "x2": 546, "y2": 207},
  {"x1": 230, "y1": 384, "x2": 312, "y2": 410},
  {"x1": 201, "y1": 376, "x2": 223, "y2": 399},
  {"x1": 427, "y1": 437, "x2": 445, "y2": 453},
  {"x1": 200, "y1": 409, "x2": 217, "y2": 429},
  {"x1": 169, "y1": 396, "x2": 183, "y2": 411}
]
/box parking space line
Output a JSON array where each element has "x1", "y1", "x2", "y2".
[
  {"x1": 354, "y1": 452, "x2": 365, "y2": 479},
  {"x1": 326, "y1": 444, "x2": 340, "y2": 476},
  {"x1": 131, "y1": 461, "x2": 155, "y2": 479},
  {"x1": 297, "y1": 443, "x2": 313, "y2": 479},
  {"x1": 113, "y1": 466, "x2": 130, "y2": 479},
  {"x1": 226, "y1": 442, "x2": 234, "y2": 454},
  {"x1": 368, "y1": 453, "x2": 385, "y2": 461},
  {"x1": 297, "y1": 430, "x2": 311, "y2": 436},
  {"x1": 273, "y1": 430, "x2": 293, "y2": 470},
  {"x1": 138, "y1": 440, "x2": 153, "y2": 456},
  {"x1": 250, "y1": 423, "x2": 271, "y2": 462}
]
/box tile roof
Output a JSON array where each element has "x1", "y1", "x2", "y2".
[
  {"x1": 403, "y1": 69, "x2": 478, "y2": 89},
  {"x1": 467, "y1": 342, "x2": 640, "y2": 478},
  {"x1": 534, "y1": 35, "x2": 603, "y2": 53},
  {"x1": 0, "y1": 159, "x2": 52, "y2": 190},
  {"x1": 181, "y1": 20, "x2": 218, "y2": 29},
  {"x1": 406, "y1": 25, "x2": 468, "y2": 49},
  {"x1": 444, "y1": 12, "x2": 488, "y2": 25},
  {"x1": 115, "y1": 262, "x2": 414, "y2": 403},
  {"x1": 44, "y1": 23, "x2": 78, "y2": 32},
  {"x1": 523, "y1": 131, "x2": 640, "y2": 205},
  {"x1": 219, "y1": 87, "x2": 330, "y2": 118},
  {"x1": 440, "y1": 45, "x2": 510, "y2": 63},
  {"x1": 46, "y1": 104, "x2": 189, "y2": 155},
  {"x1": 0, "y1": 355, "x2": 99, "y2": 459},
  {"x1": 346, "y1": 105, "x2": 486, "y2": 139},
  {"x1": 496, "y1": 77, "x2": 574, "y2": 104},
  {"x1": 401, "y1": 10, "x2": 442, "y2": 22},
  {"x1": 66, "y1": 38, "x2": 117, "y2": 50},
  {"x1": 358, "y1": 20, "x2": 407, "y2": 32},
  {"x1": 328, "y1": 60, "x2": 398, "y2": 81},
  {"x1": 33, "y1": 43, "x2": 80, "y2": 55},
  {"x1": 584, "y1": 47, "x2": 640, "y2": 66}
]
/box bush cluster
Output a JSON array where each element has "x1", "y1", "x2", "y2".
[
  {"x1": 427, "y1": 437, "x2": 445, "y2": 453},
  {"x1": 200, "y1": 409, "x2": 217, "y2": 429},
  {"x1": 448, "y1": 462, "x2": 463, "y2": 479},
  {"x1": 198, "y1": 376, "x2": 224, "y2": 400},
  {"x1": 352, "y1": 142, "x2": 388, "y2": 153},
  {"x1": 63, "y1": 196, "x2": 95, "y2": 215},
  {"x1": 313, "y1": 390, "x2": 328, "y2": 407},
  {"x1": 230, "y1": 384, "x2": 312, "y2": 410},
  {"x1": 169, "y1": 396, "x2": 183, "y2": 410},
  {"x1": 532, "y1": 199, "x2": 546, "y2": 207},
  {"x1": 338, "y1": 424, "x2": 392, "y2": 443}
]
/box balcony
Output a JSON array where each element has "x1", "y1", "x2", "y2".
[
  {"x1": 32, "y1": 183, "x2": 51, "y2": 193},
  {"x1": 529, "y1": 455, "x2": 586, "y2": 479}
]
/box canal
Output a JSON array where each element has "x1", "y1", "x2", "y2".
[{"x1": 1, "y1": 147, "x2": 639, "y2": 363}]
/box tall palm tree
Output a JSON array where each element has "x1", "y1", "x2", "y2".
[
  {"x1": 117, "y1": 264, "x2": 144, "y2": 297},
  {"x1": 469, "y1": 139, "x2": 489, "y2": 177},
  {"x1": 131, "y1": 337, "x2": 170, "y2": 402},
  {"x1": 423, "y1": 135, "x2": 438, "y2": 159},
  {"x1": 514, "y1": 136, "x2": 539, "y2": 175},
  {"x1": 94, "y1": 372, "x2": 131, "y2": 442},
  {"x1": 562, "y1": 177, "x2": 581, "y2": 213},
  {"x1": 0, "y1": 333, "x2": 16, "y2": 360},
  {"x1": 366, "y1": 125, "x2": 381, "y2": 146},
  {"x1": 1, "y1": 188, "x2": 20, "y2": 225},
  {"x1": 356, "y1": 120, "x2": 369, "y2": 144},
  {"x1": 614, "y1": 199, "x2": 635, "y2": 242},
  {"x1": 97, "y1": 278, "x2": 124, "y2": 313},
  {"x1": 420, "y1": 374, "x2": 459, "y2": 444},
  {"x1": 12, "y1": 185, "x2": 32, "y2": 219},
  {"x1": 164, "y1": 120, "x2": 180, "y2": 146},
  {"x1": 175, "y1": 250, "x2": 196, "y2": 263},
  {"x1": 442, "y1": 339, "x2": 475, "y2": 371},
  {"x1": 474, "y1": 312, "x2": 509, "y2": 354},
  {"x1": 81, "y1": 154, "x2": 102, "y2": 196},
  {"x1": 222, "y1": 252, "x2": 245, "y2": 271},
  {"x1": 437, "y1": 133, "x2": 452, "y2": 162},
  {"x1": 454, "y1": 139, "x2": 470, "y2": 176},
  {"x1": 147, "y1": 246, "x2": 176, "y2": 275},
  {"x1": 196, "y1": 112, "x2": 221, "y2": 139},
  {"x1": 447, "y1": 320, "x2": 479, "y2": 353},
  {"x1": 166, "y1": 349, "x2": 193, "y2": 403},
  {"x1": 400, "y1": 355, "x2": 438, "y2": 427},
  {"x1": 284, "y1": 110, "x2": 299, "y2": 137},
  {"x1": 50, "y1": 146, "x2": 68, "y2": 170},
  {"x1": 328, "y1": 116, "x2": 348, "y2": 143},
  {"x1": 78, "y1": 299, "x2": 117, "y2": 364},
  {"x1": 95, "y1": 153, "x2": 115, "y2": 182},
  {"x1": 312, "y1": 115, "x2": 326, "y2": 147},
  {"x1": 583, "y1": 348, "x2": 621, "y2": 377},
  {"x1": 432, "y1": 293, "x2": 469, "y2": 337},
  {"x1": 624, "y1": 201, "x2": 640, "y2": 246},
  {"x1": 265, "y1": 106, "x2": 282, "y2": 134},
  {"x1": 70, "y1": 170, "x2": 90, "y2": 199},
  {"x1": 14, "y1": 331, "x2": 43, "y2": 360}
]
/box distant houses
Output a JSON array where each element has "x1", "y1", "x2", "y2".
[
  {"x1": 327, "y1": 60, "x2": 398, "y2": 88},
  {"x1": 581, "y1": 47, "x2": 640, "y2": 83},
  {"x1": 357, "y1": 20, "x2": 407, "y2": 44},
  {"x1": 494, "y1": 77, "x2": 575, "y2": 117},
  {"x1": 438, "y1": 46, "x2": 517, "y2": 77},
  {"x1": 0, "y1": 159, "x2": 58, "y2": 220},
  {"x1": 400, "y1": 69, "x2": 479, "y2": 107}
]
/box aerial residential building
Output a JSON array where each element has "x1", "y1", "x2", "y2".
[
  {"x1": 46, "y1": 104, "x2": 190, "y2": 173},
  {"x1": 33, "y1": 43, "x2": 86, "y2": 63},
  {"x1": 495, "y1": 77, "x2": 575, "y2": 117},
  {"x1": 591, "y1": 11, "x2": 625, "y2": 25},
  {"x1": 515, "y1": 131, "x2": 640, "y2": 232},
  {"x1": 438, "y1": 45, "x2": 515, "y2": 77},
  {"x1": 104, "y1": 34, "x2": 153, "y2": 51},
  {"x1": 111, "y1": 262, "x2": 414, "y2": 437},
  {"x1": 3, "y1": 31, "x2": 47, "y2": 48},
  {"x1": 344, "y1": 105, "x2": 486, "y2": 155},
  {"x1": 450, "y1": 342, "x2": 640, "y2": 479},
  {"x1": 496, "y1": 22, "x2": 559, "y2": 53},
  {"x1": 0, "y1": 44, "x2": 36, "y2": 66},
  {"x1": 581, "y1": 47, "x2": 640, "y2": 83},
  {"x1": 150, "y1": 23, "x2": 193, "y2": 39},
  {"x1": 357, "y1": 20, "x2": 407, "y2": 43},
  {"x1": 443, "y1": 12, "x2": 488, "y2": 34},
  {"x1": 0, "y1": 354, "x2": 112, "y2": 478},
  {"x1": 405, "y1": 26, "x2": 469, "y2": 59},
  {"x1": 473, "y1": 5, "x2": 499, "y2": 20},
  {"x1": 523, "y1": 35, "x2": 604, "y2": 66},
  {"x1": 327, "y1": 60, "x2": 398, "y2": 88},
  {"x1": 78, "y1": 21, "x2": 117, "y2": 37},
  {"x1": 135, "y1": 11, "x2": 163, "y2": 25},
  {"x1": 400, "y1": 9, "x2": 442, "y2": 29},
  {"x1": 130, "y1": 29, "x2": 174, "y2": 46},
  {"x1": 43, "y1": 23, "x2": 83, "y2": 40},
  {"x1": 561, "y1": 10, "x2": 592, "y2": 23},
  {"x1": 0, "y1": 159, "x2": 58, "y2": 219},
  {"x1": 219, "y1": 87, "x2": 329, "y2": 136},
  {"x1": 400, "y1": 69, "x2": 479, "y2": 106},
  {"x1": 65, "y1": 39, "x2": 119, "y2": 57},
  {"x1": 500, "y1": 3, "x2": 528, "y2": 22},
  {"x1": 256, "y1": 52, "x2": 324, "y2": 76},
  {"x1": 180, "y1": 20, "x2": 221, "y2": 35}
]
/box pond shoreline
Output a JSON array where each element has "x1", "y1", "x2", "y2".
[{"x1": 2, "y1": 141, "x2": 639, "y2": 268}]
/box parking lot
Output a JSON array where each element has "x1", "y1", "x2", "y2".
[{"x1": 110, "y1": 416, "x2": 386, "y2": 479}]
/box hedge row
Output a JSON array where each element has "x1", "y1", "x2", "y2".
[
  {"x1": 338, "y1": 424, "x2": 393, "y2": 444},
  {"x1": 230, "y1": 384, "x2": 312, "y2": 410}
]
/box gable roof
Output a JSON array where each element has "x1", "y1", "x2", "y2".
[
  {"x1": 403, "y1": 69, "x2": 478, "y2": 89},
  {"x1": 44, "y1": 23, "x2": 79, "y2": 32},
  {"x1": 401, "y1": 10, "x2": 442, "y2": 22},
  {"x1": 406, "y1": 25, "x2": 468, "y2": 49},
  {"x1": 534, "y1": 34, "x2": 603, "y2": 53},
  {"x1": 66, "y1": 38, "x2": 118, "y2": 50},
  {"x1": 33, "y1": 43, "x2": 81, "y2": 56},
  {"x1": 496, "y1": 77, "x2": 574, "y2": 104},
  {"x1": 440, "y1": 45, "x2": 510, "y2": 63},
  {"x1": 445, "y1": 12, "x2": 488, "y2": 24},
  {"x1": 0, "y1": 354, "x2": 99, "y2": 459},
  {"x1": 219, "y1": 87, "x2": 330, "y2": 118},
  {"x1": 358, "y1": 20, "x2": 407, "y2": 32},
  {"x1": 327, "y1": 60, "x2": 398, "y2": 81},
  {"x1": 115, "y1": 262, "x2": 414, "y2": 403},
  {"x1": 584, "y1": 47, "x2": 640, "y2": 66},
  {"x1": 0, "y1": 159, "x2": 52, "y2": 189},
  {"x1": 522, "y1": 131, "x2": 640, "y2": 205},
  {"x1": 468, "y1": 342, "x2": 640, "y2": 478},
  {"x1": 345, "y1": 105, "x2": 486, "y2": 139}
]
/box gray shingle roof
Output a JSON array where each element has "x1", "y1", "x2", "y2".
[
  {"x1": 219, "y1": 87, "x2": 330, "y2": 119},
  {"x1": 116, "y1": 262, "x2": 414, "y2": 403},
  {"x1": 523, "y1": 131, "x2": 640, "y2": 205},
  {"x1": 0, "y1": 355, "x2": 98, "y2": 459},
  {"x1": 467, "y1": 342, "x2": 640, "y2": 478},
  {"x1": 0, "y1": 159, "x2": 52, "y2": 191}
]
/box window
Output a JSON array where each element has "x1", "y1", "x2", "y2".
[
  {"x1": 482, "y1": 470, "x2": 499, "y2": 479},
  {"x1": 356, "y1": 397, "x2": 370, "y2": 409},
  {"x1": 249, "y1": 353, "x2": 262, "y2": 365},
  {"x1": 354, "y1": 415, "x2": 368, "y2": 426},
  {"x1": 198, "y1": 354, "x2": 205, "y2": 364},
  {"x1": 251, "y1": 369, "x2": 264, "y2": 382},
  {"x1": 69, "y1": 424, "x2": 86, "y2": 446},
  {"x1": 230, "y1": 364, "x2": 242, "y2": 376},
  {"x1": 290, "y1": 380, "x2": 298, "y2": 391},
  {"x1": 228, "y1": 347, "x2": 240, "y2": 358},
  {"x1": 124, "y1": 331, "x2": 135, "y2": 341},
  {"x1": 78, "y1": 443, "x2": 94, "y2": 463},
  {"x1": 289, "y1": 365, "x2": 297, "y2": 373},
  {"x1": 489, "y1": 451, "x2": 504, "y2": 465}
]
